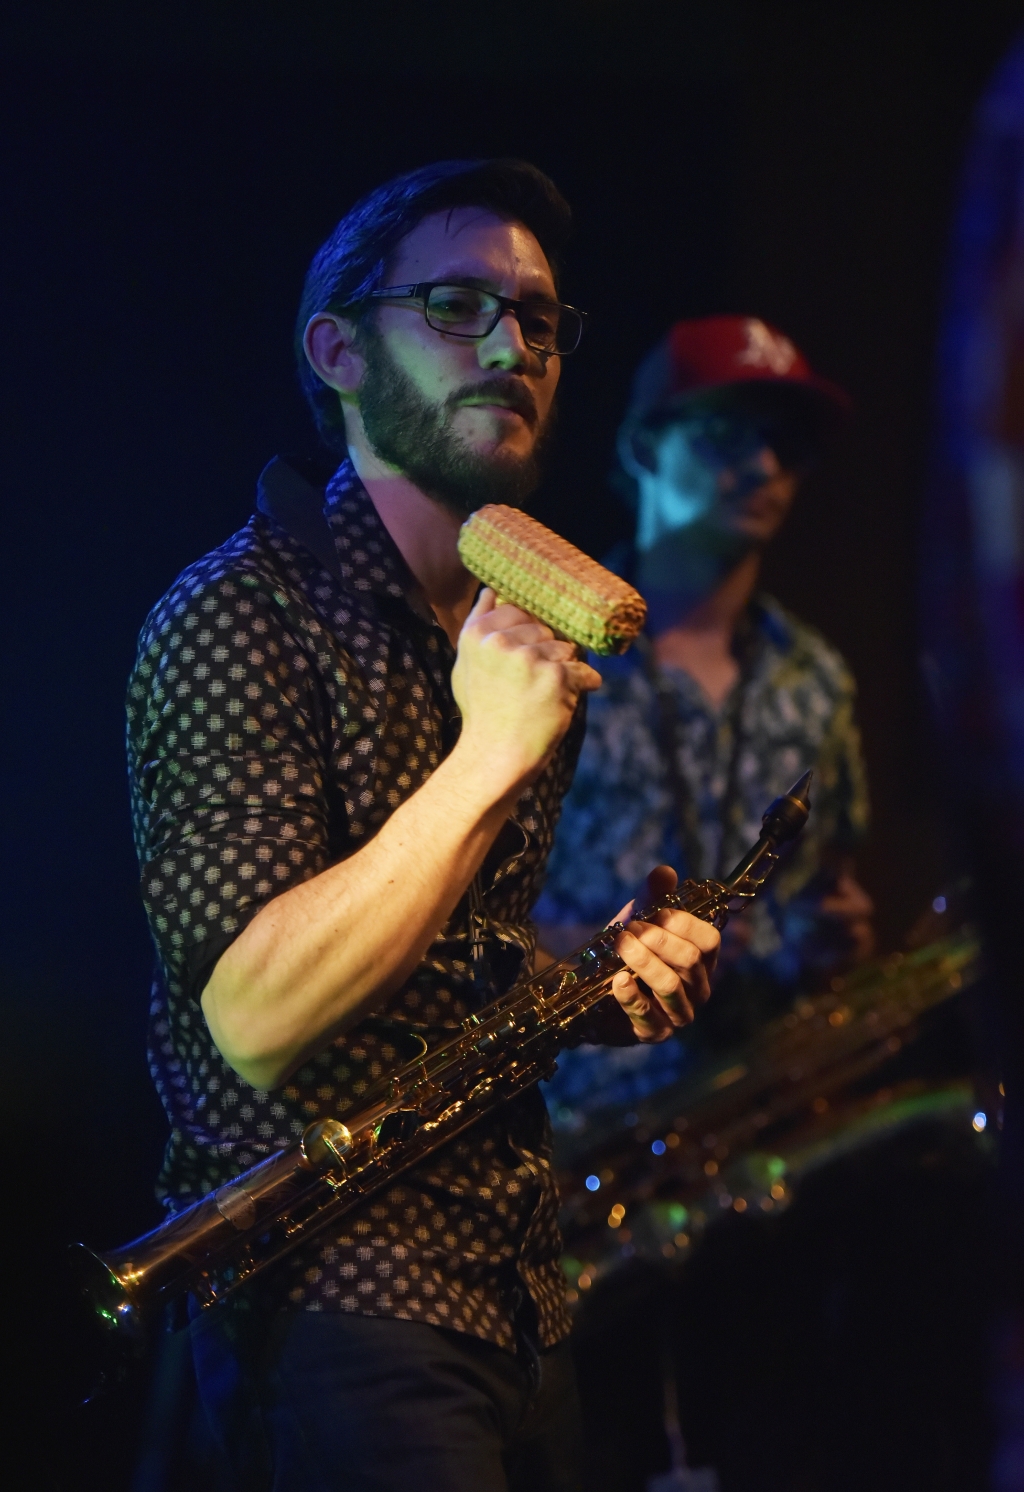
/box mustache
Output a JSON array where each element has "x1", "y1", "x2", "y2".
[{"x1": 446, "y1": 378, "x2": 539, "y2": 427}]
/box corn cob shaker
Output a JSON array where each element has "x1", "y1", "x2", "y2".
[{"x1": 457, "y1": 504, "x2": 647, "y2": 656}]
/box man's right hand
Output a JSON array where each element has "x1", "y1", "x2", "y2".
[{"x1": 451, "y1": 587, "x2": 602, "y2": 796}]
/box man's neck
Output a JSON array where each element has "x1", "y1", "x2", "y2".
[
  {"x1": 639, "y1": 547, "x2": 762, "y2": 641},
  {"x1": 347, "y1": 440, "x2": 478, "y2": 646},
  {"x1": 639, "y1": 549, "x2": 762, "y2": 709}
]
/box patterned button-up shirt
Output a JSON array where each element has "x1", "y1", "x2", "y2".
[
  {"x1": 127, "y1": 458, "x2": 585, "y2": 1349},
  {"x1": 535, "y1": 588, "x2": 868, "y2": 1121}
]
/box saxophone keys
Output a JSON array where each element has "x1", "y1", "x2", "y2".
[{"x1": 300, "y1": 1119, "x2": 353, "y2": 1170}]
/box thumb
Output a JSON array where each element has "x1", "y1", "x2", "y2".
[
  {"x1": 645, "y1": 864, "x2": 678, "y2": 899},
  {"x1": 466, "y1": 585, "x2": 497, "y2": 621}
]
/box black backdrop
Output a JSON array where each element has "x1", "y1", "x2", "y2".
[{"x1": 3, "y1": 4, "x2": 1023, "y2": 1486}]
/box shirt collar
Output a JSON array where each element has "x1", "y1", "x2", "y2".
[
  {"x1": 599, "y1": 542, "x2": 796, "y2": 671},
  {"x1": 324, "y1": 460, "x2": 428, "y2": 615}
]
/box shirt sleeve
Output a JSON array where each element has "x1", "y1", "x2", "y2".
[{"x1": 127, "y1": 565, "x2": 339, "y2": 1002}]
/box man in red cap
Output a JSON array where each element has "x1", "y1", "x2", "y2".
[{"x1": 536, "y1": 316, "x2": 873, "y2": 1094}]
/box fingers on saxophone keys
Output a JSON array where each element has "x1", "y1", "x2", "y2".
[
  {"x1": 613, "y1": 926, "x2": 698, "y2": 1027},
  {"x1": 629, "y1": 919, "x2": 710, "y2": 1014},
  {"x1": 610, "y1": 967, "x2": 675, "y2": 1043},
  {"x1": 647, "y1": 911, "x2": 721, "y2": 985},
  {"x1": 651, "y1": 907, "x2": 722, "y2": 954}
]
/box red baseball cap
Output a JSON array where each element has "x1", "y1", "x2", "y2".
[{"x1": 622, "y1": 315, "x2": 852, "y2": 437}]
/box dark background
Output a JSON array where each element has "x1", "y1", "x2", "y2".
[{"x1": 3, "y1": 3, "x2": 1023, "y2": 1486}]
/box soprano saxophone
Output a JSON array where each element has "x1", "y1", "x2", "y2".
[{"x1": 73, "y1": 773, "x2": 811, "y2": 1393}]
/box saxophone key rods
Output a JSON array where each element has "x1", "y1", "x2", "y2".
[{"x1": 71, "y1": 774, "x2": 811, "y2": 1398}]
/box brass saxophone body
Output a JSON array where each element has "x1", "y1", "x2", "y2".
[{"x1": 73, "y1": 775, "x2": 811, "y2": 1393}]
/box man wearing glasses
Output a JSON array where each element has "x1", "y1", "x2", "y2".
[
  {"x1": 127, "y1": 160, "x2": 719, "y2": 1490},
  {"x1": 537, "y1": 317, "x2": 873, "y2": 1126}
]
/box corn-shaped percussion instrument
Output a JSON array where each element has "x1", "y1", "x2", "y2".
[{"x1": 458, "y1": 504, "x2": 647, "y2": 655}]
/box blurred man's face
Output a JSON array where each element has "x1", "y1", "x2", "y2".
[
  {"x1": 356, "y1": 208, "x2": 562, "y2": 514},
  {"x1": 634, "y1": 400, "x2": 801, "y2": 557}
]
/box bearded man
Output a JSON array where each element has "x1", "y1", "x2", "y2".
[{"x1": 127, "y1": 159, "x2": 719, "y2": 1492}]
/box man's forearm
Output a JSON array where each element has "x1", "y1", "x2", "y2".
[{"x1": 201, "y1": 744, "x2": 518, "y2": 1090}]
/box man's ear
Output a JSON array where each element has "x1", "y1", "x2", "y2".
[
  {"x1": 303, "y1": 313, "x2": 365, "y2": 401},
  {"x1": 617, "y1": 422, "x2": 658, "y2": 480}
]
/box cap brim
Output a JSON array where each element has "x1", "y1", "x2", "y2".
[{"x1": 661, "y1": 376, "x2": 852, "y2": 448}]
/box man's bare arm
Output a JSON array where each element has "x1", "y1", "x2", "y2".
[
  {"x1": 203, "y1": 592, "x2": 720, "y2": 1088},
  {"x1": 201, "y1": 592, "x2": 599, "y2": 1090}
]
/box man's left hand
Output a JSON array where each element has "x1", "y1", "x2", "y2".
[
  {"x1": 818, "y1": 869, "x2": 875, "y2": 963},
  {"x1": 608, "y1": 864, "x2": 720, "y2": 1043}
]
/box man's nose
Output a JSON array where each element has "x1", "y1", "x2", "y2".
[
  {"x1": 718, "y1": 444, "x2": 781, "y2": 494},
  {"x1": 478, "y1": 309, "x2": 534, "y2": 371}
]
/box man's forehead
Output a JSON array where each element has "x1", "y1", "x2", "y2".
[{"x1": 388, "y1": 207, "x2": 555, "y2": 288}]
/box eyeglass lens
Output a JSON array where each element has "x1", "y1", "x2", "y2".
[
  {"x1": 424, "y1": 286, "x2": 581, "y2": 355},
  {"x1": 687, "y1": 413, "x2": 799, "y2": 468}
]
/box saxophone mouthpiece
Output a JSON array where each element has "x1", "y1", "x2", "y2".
[
  {"x1": 788, "y1": 770, "x2": 813, "y2": 809},
  {"x1": 762, "y1": 771, "x2": 813, "y2": 845}
]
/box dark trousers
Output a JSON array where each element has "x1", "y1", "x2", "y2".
[{"x1": 189, "y1": 1304, "x2": 583, "y2": 1492}]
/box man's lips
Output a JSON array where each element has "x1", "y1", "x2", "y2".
[
  {"x1": 453, "y1": 383, "x2": 538, "y2": 427},
  {"x1": 735, "y1": 495, "x2": 781, "y2": 516},
  {"x1": 462, "y1": 400, "x2": 530, "y2": 423}
]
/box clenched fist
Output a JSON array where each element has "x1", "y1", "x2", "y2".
[{"x1": 452, "y1": 588, "x2": 602, "y2": 797}]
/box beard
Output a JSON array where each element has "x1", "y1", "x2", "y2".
[{"x1": 356, "y1": 323, "x2": 556, "y2": 517}]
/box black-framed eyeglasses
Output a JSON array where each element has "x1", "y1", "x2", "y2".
[{"x1": 363, "y1": 282, "x2": 586, "y2": 357}]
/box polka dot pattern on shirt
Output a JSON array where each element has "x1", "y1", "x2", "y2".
[{"x1": 128, "y1": 460, "x2": 585, "y2": 1349}]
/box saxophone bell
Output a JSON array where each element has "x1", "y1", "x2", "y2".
[{"x1": 67, "y1": 1242, "x2": 148, "y2": 1403}]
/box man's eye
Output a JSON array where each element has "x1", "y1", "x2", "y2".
[
  {"x1": 520, "y1": 305, "x2": 559, "y2": 339},
  {"x1": 692, "y1": 418, "x2": 743, "y2": 450},
  {"x1": 429, "y1": 288, "x2": 489, "y2": 321}
]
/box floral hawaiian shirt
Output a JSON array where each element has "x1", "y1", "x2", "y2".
[
  {"x1": 127, "y1": 457, "x2": 585, "y2": 1349},
  {"x1": 535, "y1": 587, "x2": 868, "y2": 1122}
]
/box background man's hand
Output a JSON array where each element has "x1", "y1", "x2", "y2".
[
  {"x1": 818, "y1": 868, "x2": 875, "y2": 963},
  {"x1": 608, "y1": 864, "x2": 720, "y2": 1042},
  {"x1": 452, "y1": 587, "x2": 602, "y2": 795},
  {"x1": 704, "y1": 864, "x2": 876, "y2": 985}
]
